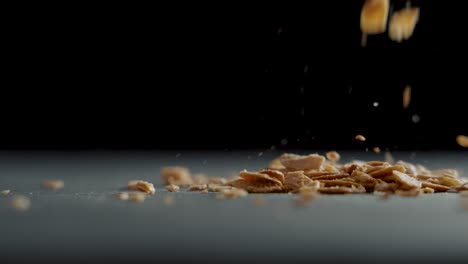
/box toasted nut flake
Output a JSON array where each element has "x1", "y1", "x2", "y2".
[
  {"x1": 395, "y1": 188, "x2": 422, "y2": 197},
  {"x1": 163, "y1": 195, "x2": 174, "y2": 206},
  {"x1": 421, "y1": 182, "x2": 451, "y2": 192},
  {"x1": 369, "y1": 165, "x2": 405, "y2": 178},
  {"x1": 116, "y1": 192, "x2": 129, "y2": 200},
  {"x1": 188, "y1": 184, "x2": 207, "y2": 191},
  {"x1": 43, "y1": 180, "x2": 65, "y2": 190},
  {"x1": 227, "y1": 178, "x2": 283, "y2": 193},
  {"x1": 403, "y1": 85, "x2": 411, "y2": 109},
  {"x1": 219, "y1": 188, "x2": 248, "y2": 199},
  {"x1": 128, "y1": 180, "x2": 156, "y2": 194},
  {"x1": 280, "y1": 153, "x2": 325, "y2": 171},
  {"x1": 392, "y1": 171, "x2": 422, "y2": 190},
  {"x1": 389, "y1": 7, "x2": 420, "y2": 42},
  {"x1": 374, "y1": 180, "x2": 398, "y2": 192},
  {"x1": 307, "y1": 173, "x2": 351, "y2": 181},
  {"x1": 361, "y1": 0, "x2": 390, "y2": 34},
  {"x1": 11, "y1": 195, "x2": 31, "y2": 211},
  {"x1": 395, "y1": 161, "x2": 417, "y2": 175},
  {"x1": 161, "y1": 166, "x2": 193, "y2": 186},
  {"x1": 165, "y1": 184, "x2": 180, "y2": 192},
  {"x1": 456, "y1": 135, "x2": 468, "y2": 147},
  {"x1": 326, "y1": 151, "x2": 340, "y2": 162},
  {"x1": 355, "y1": 135, "x2": 366, "y2": 141},
  {"x1": 284, "y1": 171, "x2": 317, "y2": 193},
  {"x1": 257, "y1": 169, "x2": 285, "y2": 184},
  {"x1": 367, "y1": 161, "x2": 387, "y2": 166},
  {"x1": 253, "y1": 196, "x2": 266, "y2": 206},
  {"x1": 208, "y1": 184, "x2": 232, "y2": 192},
  {"x1": 268, "y1": 158, "x2": 286, "y2": 170},
  {"x1": 352, "y1": 170, "x2": 377, "y2": 189},
  {"x1": 438, "y1": 176, "x2": 463, "y2": 187},
  {"x1": 239, "y1": 170, "x2": 282, "y2": 186},
  {"x1": 208, "y1": 177, "x2": 228, "y2": 185},
  {"x1": 319, "y1": 180, "x2": 364, "y2": 189},
  {"x1": 422, "y1": 187, "x2": 435, "y2": 194},
  {"x1": 431, "y1": 169, "x2": 460, "y2": 178},
  {"x1": 128, "y1": 192, "x2": 146, "y2": 203},
  {"x1": 373, "y1": 147, "x2": 381, "y2": 153},
  {"x1": 1, "y1": 190, "x2": 11, "y2": 196}
]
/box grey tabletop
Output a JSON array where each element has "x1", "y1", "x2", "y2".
[{"x1": 1, "y1": 150, "x2": 467, "y2": 263}]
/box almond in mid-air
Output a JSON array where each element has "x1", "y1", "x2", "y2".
[
  {"x1": 360, "y1": 0, "x2": 389, "y2": 34},
  {"x1": 388, "y1": 7, "x2": 420, "y2": 42}
]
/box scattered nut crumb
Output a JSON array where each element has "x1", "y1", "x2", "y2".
[
  {"x1": 161, "y1": 166, "x2": 193, "y2": 186},
  {"x1": 116, "y1": 192, "x2": 129, "y2": 200},
  {"x1": 128, "y1": 180, "x2": 155, "y2": 195},
  {"x1": 43, "y1": 180, "x2": 65, "y2": 190},
  {"x1": 165, "y1": 184, "x2": 180, "y2": 192},
  {"x1": 403, "y1": 85, "x2": 411, "y2": 109},
  {"x1": 355, "y1": 135, "x2": 366, "y2": 141},
  {"x1": 218, "y1": 188, "x2": 248, "y2": 199},
  {"x1": 326, "y1": 151, "x2": 340, "y2": 162},
  {"x1": 1, "y1": 190, "x2": 11, "y2": 196},
  {"x1": 128, "y1": 192, "x2": 146, "y2": 203},
  {"x1": 422, "y1": 187, "x2": 435, "y2": 194},
  {"x1": 11, "y1": 195, "x2": 31, "y2": 211},
  {"x1": 456, "y1": 135, "x2": 468, "y2": 147},
  {"x1": 163, "y1": 195, "x2": 174, "y2": 206},
  {"x1": 373, "y1": 147, "x2": 381, "y2": 153}
]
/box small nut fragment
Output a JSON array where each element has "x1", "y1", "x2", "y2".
[
  {"x1": 384, "y1": 151, "x2": 395, "y2": 164},
  {"x1": 128, "y1": 180, "x2": 156, "y2": 194},
  {"x1": 116, "y1": 192, "x2": 129, "y2": 200},
  {"x1": 369, "y1": 165, "x2": 405, "y2": 178},
  {"x1": 165, "y1": 184, "x2": 180, "y2": 192},
  {"x1": 422, "y1": 187, "x2": 435, "y2": 194},
  {"x1": 284, "y1": 171, "x2": 317, "y2": 193},
  {"x1": 1, "y1": 189, "x2": 11, "y2": 196},
  {"x1": 163, "y1": 195, "x2": 174, "y2": 206},
  {"x1": 218, "y1": 188, "x2": 248, "y2": 199},
  {"x1": 257, "y1": 169, "x2": 285, "y2": 184},
  {"x1": 456, "y1": 135, "x2": 468, "y2": 147},
  {"x1": 403, "y1": 85, "x2": 411, "y2": 109},
  {"x1": 280, "y1": 153, "x2": 325, "y2": 171},
  {"x1": 11, "y1": 195, "x2": 31, "y2": 211},
  {"x1": 227, "y1": 178, "x2": 283, "y2": 193},
  {"x1": 239, "y1": 170, "x2": 283, "y2": 186},
  {"x1": 421, "y1": 182, "x2": 451, "y2": 192},
  {"x1": 128, "y1": 192, "x2": 146, "y2": 203},
  {"x1": 388, "y1": 7, "x2": 420, "y2": 42},
  {"x1": 361, "y1": 0, "x2": 390, "y2": 34},
  {"x1": 438, "y1": 176, "x2": 463, "y2": 188},
  {"x1": 391, "y1": 170, "x2": 422, "y2": 190},
  {"x1": 355, "y1": 135, "x2": 366, "y2": 141},
  {"x1": 43, "y1": 180, "x2": 65, "y2": 190},
  {"x1": 161, "y1": 166, "x2": 193, "y2": 186},
  {"x1": 326, "y1": 151, "x2": 340, "y2": 162},
  {"x1": 373, "y1": 147, "x2": 381, "y2": 153}
]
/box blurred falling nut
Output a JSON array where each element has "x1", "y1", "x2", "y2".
[
  {"x1": 456, "y1": 135, "x2": 468, "y2": 147},
  {"x1": 11, "y1": 195, "x2": 31, "y2": 211},
  {"x1": 361, "y1": 0, "x2": 389, "y2": 34},
  {"x1": 389, "y1": 7, "x2": 420, "y2": 42}
]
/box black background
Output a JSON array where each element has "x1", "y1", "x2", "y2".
[{"x1": 2, "y1": 1, "x2": 467, "y2": 150}]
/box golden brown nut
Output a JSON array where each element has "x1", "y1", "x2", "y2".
[
  {"x1": 279, "y1": 153, "x2": 325, "y2": 171},
  {"x1": 326, "y1": 151, "x2": 340, "y2": 162},
  {"x1": 128, "y1": 180, "x2": 156, "y2": 195},
  {"x1": 165, "y1": 184, "x2": 180, "y2": 192},
  {"x1": 388, "y1": 7, "x2": 420, "y2": 42},
  {"x1": 361, "y1": 0, "x2": 389, "y2": 34},
  {"x1": 403, "y1": 85, "x2": 411, "y2": 109},
  {"x1": 161, "y1": 166, "x2": 193, "y2": 186},
  {"x1": 457, "y1": 135, "x2": 468, "y2": 147}
]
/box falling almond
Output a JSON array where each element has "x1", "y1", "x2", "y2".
[{"x1": 456, "y1": 135, "x2": 468, "y2": 147}]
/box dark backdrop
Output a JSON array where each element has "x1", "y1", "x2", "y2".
[{"x1": 2, "y1": 1, "x2": 466, "y2": 150}]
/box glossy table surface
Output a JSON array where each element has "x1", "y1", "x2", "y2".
[{"x1": 1, "y1": 150, "x2": 467, "y2": 263}]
